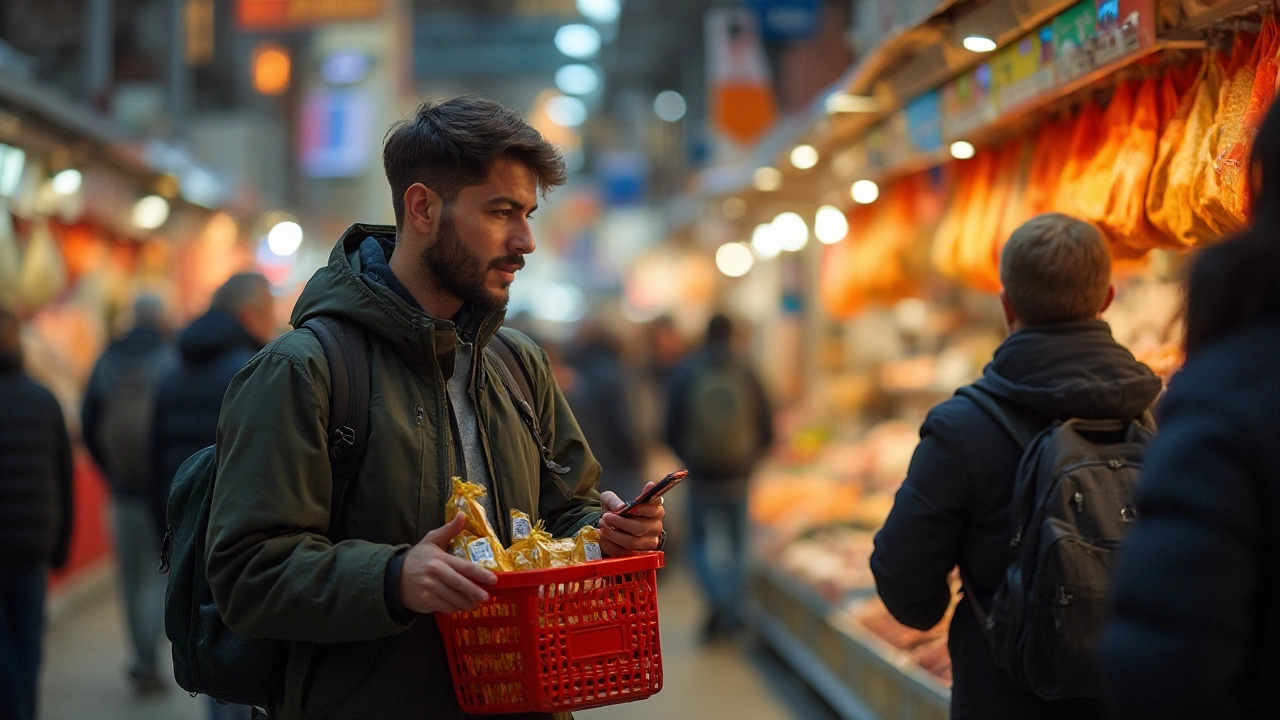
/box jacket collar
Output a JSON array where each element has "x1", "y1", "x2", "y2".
[{"x1": 290, "y1": 224, "x2": 506, "y2": 373}]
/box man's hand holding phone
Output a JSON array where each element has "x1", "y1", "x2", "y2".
[{"x1": 597, "y1": 470, "x2": 685, "y2": 557}]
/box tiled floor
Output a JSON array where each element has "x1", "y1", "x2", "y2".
[{"x1": 39, "y1": 564, "x2": 836, "y2": 720}]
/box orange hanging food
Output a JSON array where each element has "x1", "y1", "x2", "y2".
[
  {"x1": 818, "y1": 207, "x2": 866, "y2": 319},
  {"x1": 931, "y1": 160, "x2": 975, "y2": 282},
  {"x1": 1195, "y1": 32, "x2": 1258, "y2": 237},
  {"x1": 1101, "y1": 76, "x2": 1161, "y2": 259},
  {"x1": 957, "y1": 142, "x2": 1022, "y2": 293},
  {"x1": 1052, "y1": 100, "x2": 1106, "y2": 214},
  {"x1": 1070, "y1": 81, "x2": 1137, "y2": 232},
  {"x1": 1148, "y1": 60, "x2": 1206, "y2": 246},
  {"x1": 1153, "y1": 52, "x2": 1225, "y2": 246},
  {"x1": 1224, "y1": 16, "x2": 1278, "y2": 221},
  {"x1": 996, "y1": 138, "x2": 1035, "y2": 257},
  {"x1": 1024, "y1": 116, "x2": 1071, "y2": 216}
]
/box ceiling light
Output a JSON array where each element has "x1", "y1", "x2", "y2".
[
  {"x1": 546, "y1": 95, "x2": 589, "y2": 127},
  {"x1": 653, "y1": 90, "x2": 687, "y2": 122},
  {"x1": 716, "y1": 242, "x2": 754, "y2": 278},
  {"x1": 721, "y1": 196, "x2": 747, "y2": 220},
  {"x1": 751, "y1": 223, "x2": 782, "y2": 259},
  {"x1": 753, "y1": 167, "x2": 782, "y2": 192},
  {"x1": 52, "y1": 168, "x2": 82, "y2": 195},
  {"x1": 267, "y1": 220, "x2": 304, "y2": 256},
  {"x1": 962, "y1": 35, "x2": 997, "y2": 53},
  {"x1": 790, "y1": 144, "x2": 819, "y2": 170},
  {"x1": 576, "y1": 0, "x2": 621, "y2": 24},
  {"x1": 815, "y1": 205, "x2": 849, "y2": 244},
  {"x1": 825, "y1": 93, "x2": 880, "y2": 114},
  {"x1": 555, "y1": 64, "x2": 600, "y2": 95},
  {"x1": 851, "y1": 179, "x2": 879, "y2": 205},
  {"x1": 555, "y1": 24, "x2": 602, "y2": 59},
  {"x1": 773, "y1": 211, "x2": 809, "y2": 252},
  {"x1": 950, "y1": 141, "x2": 977, "y2": 160},
  {"x1": 131, "y1": 195, "x2": 170, "y2": 230}
]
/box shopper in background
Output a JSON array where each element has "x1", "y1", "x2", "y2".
[
  {"x1": 205, "y1": 96, "x2": 663, "y2": 718},
  {"x1": 1102, "y1": 100, "x2": 1280, "y2": 720},
  {"x1": 871, "y1": 214, "x2": 1161, "y2": 719},
  {"x1": 0, "y1": 308, "x2": 74, "y2": 720},
  {"x1": 147, "y1": 273, "x2": 274, "y2": 720},
  {"x1": 148, "y1": 273, "x2": 274, "y2": 538},
  {"x1": 565, "y1": 321, "x2": 647, "y2": 504},
  {"x1": 81, "y1": 294, "x2": 174, "y2": 695},
  {"x1": 664, "y1": 314, "x2": 774, "y2": 641}
]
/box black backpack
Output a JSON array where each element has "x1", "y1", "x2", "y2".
[
  {"x1": 679, "y1": 360, "x2": 761, "y2": 476},
  {"x1": 160, "y1": 320, "x2": 543, "y2": 709},
  {"x1": 956, "y1": 386, "x2": 1154, "y2": 701}
]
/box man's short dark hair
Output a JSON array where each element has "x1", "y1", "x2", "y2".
[
  {"x1": 1000, "y1": 213, "x2": 1112, "y2": 326},
  {"x1": 383, "y1": 96, "x2": 567, "y2": 228},
  {"x1": 211, "y1": 273, "x2": 270, "y2": 315}
]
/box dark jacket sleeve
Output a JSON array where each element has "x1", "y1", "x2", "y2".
[
  {"x1": 870, "y1": 409, "x2": 972, "y2": 630},
  {"x1": 749, "y1": 366, "x2": 774, "y2": 457},
  {"x1": 80, "y1": 359, "x2": 107, "y2": 469},
  {"x1": 1102, "y1": 387, "x2": 1259, "y2": 718},
  {"x1": 51, "y1": 396, "x2": 74, "y2": 569}
]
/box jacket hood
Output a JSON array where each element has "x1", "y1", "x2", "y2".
[
  {"x1": 177, "y1": 309, "x2": 263, "y2": 362},
  {"x1": 975, "y1": 320, "x2": 1162, "y2": 420},
  {"x1": 289, "y1": 224, "x2": 505, "y2": 370}
]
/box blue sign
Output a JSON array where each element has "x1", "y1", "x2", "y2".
[
  {"x1": 747, "y1": 0, "x2": 821, "y2": 41},
  {"x1": 905, "y1": 91, "x2": 943, "y2": 153}
]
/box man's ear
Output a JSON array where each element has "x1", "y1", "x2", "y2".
[
  {"x1": 999, "y1": 290, "x2": 1018, "y2": 328},
  {"x1": 403, "y1": 183, "x2": 442, "y2": 237},
  {"x1": 1099, "y1": 284, "x2": 1116, "y2": 315}
]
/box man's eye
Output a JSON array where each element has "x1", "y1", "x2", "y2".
[{"x1": 494, "y1": 209, "x2": 512, "y2": 218}]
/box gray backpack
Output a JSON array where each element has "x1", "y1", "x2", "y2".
[
  {"x1": 681, "y1": 360, "x2": 760, "y2": 476},
  {"x1": 957, "y1": 386, "x2": 1154, "y2": 700}
]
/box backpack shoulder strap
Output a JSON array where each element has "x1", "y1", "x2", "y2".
[
  {"x1": 484, "y1": 330, "x2": 570, "y2": 476},
  {"x1": 302, "y1": 316, "x2": 371, "y2": 537},
  {"x1": 955, "y1": 385, "x2": 1036, "y2": 450}
]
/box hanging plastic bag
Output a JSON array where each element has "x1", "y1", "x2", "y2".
[
  {"x1": 1148, "y1": 59, "x2": 1207, "y2": 245},
  {"x1": 1195, "y1": 32, "x2": 1258, "y2": 237},
  {"x1": 1153, "y1": 52, "x2": 1225, "y2": 245},
  {"x1": 17, "y1": 219, "x2": 68, "y2": 311}
]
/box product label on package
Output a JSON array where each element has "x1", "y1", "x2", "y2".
[
  {"x1": 584, "y1": 542, "x2": 602, "y2": 562},
  {"x1": 512, "y1": 517, "x2": 532, "y2": 540},
  {"x1": 468, "y1": 537, "x2": 496, "y2": 565}
]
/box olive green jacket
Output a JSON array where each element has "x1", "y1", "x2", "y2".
[{"x1": 207, "y1": 225, "x2": 602, "y2": 719}]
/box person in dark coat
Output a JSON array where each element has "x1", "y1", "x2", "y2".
[
  {"x1": 564, "y1": 323, "x2": 647, "y2": 504},
  {"x1": 81, "y1": 294, "x2": 173, "y2": 695},
  {"x1": 1101, "y1": 100, "x2": 1280, "y2": 720},
  {"x1": 871, "y1": 214, "x2": 1161, "y2": 719},
  {"x1": 664, "y1": 314, "x2": 774, "y2": 641},
  {"x1": 149, "y1": 273, "x2": 275, "y2": 537},
  {"x1": 0, "y1": 308, "x2": 74, "y2": 720}
]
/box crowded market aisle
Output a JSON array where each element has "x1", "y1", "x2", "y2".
[{"x1": 39, "y1": 563, "x2": 836, "y2": 720}]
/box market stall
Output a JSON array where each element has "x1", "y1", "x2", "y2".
[{"x1": 703, "y1": 0, "x2": 1278, "y2": 717}]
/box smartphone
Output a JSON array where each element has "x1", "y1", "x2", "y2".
[{"x1": 619, "y1": 470, "x2": 688, "y2": 517}]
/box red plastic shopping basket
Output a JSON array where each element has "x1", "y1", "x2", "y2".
[{"x1": 435, "y1": 552, "x2": 665, "y2": 714}]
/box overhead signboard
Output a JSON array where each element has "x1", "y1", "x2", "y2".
[{"x1": 236, "y1": 0, "x2": 382, "y2": 31}]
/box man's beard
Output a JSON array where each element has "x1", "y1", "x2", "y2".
[{"x1": 421, "y1": 211, "x2": 522, "y2": 314}]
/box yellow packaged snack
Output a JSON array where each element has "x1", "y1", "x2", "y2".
[
  {"x1": 452, "y1": 531, "x2": 514, "y2": 572},
  {"x1": 445, "y1": 477, "x2": 499, "y2": 540},
  {"x1": 572, "y1": 525, "x2": 604, "y2": 564},
  {"x1": 509, "y1": 509, "x2": 533, "y2": 541},
  {"x1": 507, "y1": 521, "x2": 553, "y2": 571},
  {"x1": 546, "y1": 538, "x2": 577, "y2": 568}
]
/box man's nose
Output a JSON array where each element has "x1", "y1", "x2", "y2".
[{"x1": 509, "y1": 222, "x2": 535, "y2": 255}]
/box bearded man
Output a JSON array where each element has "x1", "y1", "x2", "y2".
[{"x1": 205, "y1": 96, "x2": 665, "y2": 720}]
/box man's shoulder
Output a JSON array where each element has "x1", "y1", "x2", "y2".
[
  {"x1": 492, "y1": 327, "x2": 549, "y2": 375},
  {"x1": 920, "y1": 389, "x2": 1002, "y2": 442},
  {"x1": 239, "y1": 328, "x2": 328, "y2": 384}
]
